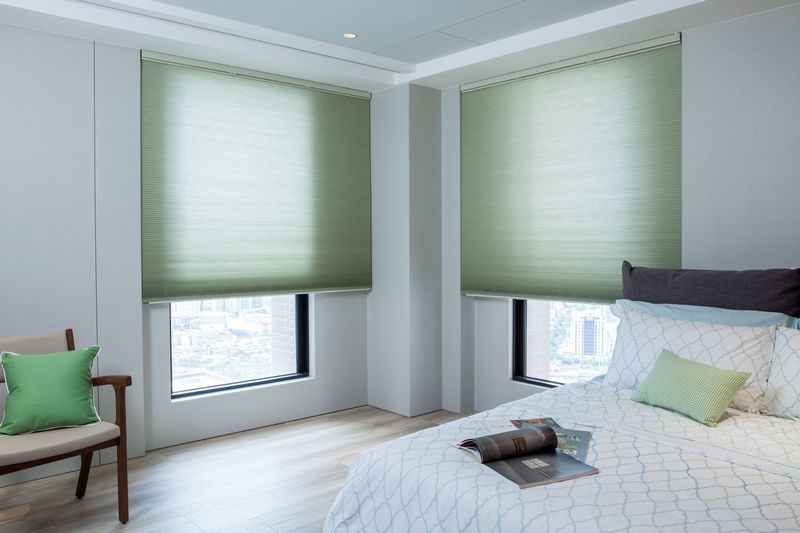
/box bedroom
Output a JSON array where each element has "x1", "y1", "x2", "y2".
[{"x1": 1, "y1": 0, "x2": 799, "y2": 531}]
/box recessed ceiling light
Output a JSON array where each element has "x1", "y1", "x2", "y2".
[{"x1": 343, "y1": 32, "x2": 357, "y2": 39}]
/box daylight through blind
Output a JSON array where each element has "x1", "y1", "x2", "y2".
[
  {"x1": 461, "y1": 43, "x2": 682, "y2": 302},
  {"x1": 141, "y1": 57, "x2": 371, "y2": 302}
]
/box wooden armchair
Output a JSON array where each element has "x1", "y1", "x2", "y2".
[{"x1": 0, "y1": 329, "x2": 131, "y2": 523}]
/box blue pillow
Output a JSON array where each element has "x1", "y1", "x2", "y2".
[{"x1": 615, "y1": 299, "x2": 800, "y2": 329}]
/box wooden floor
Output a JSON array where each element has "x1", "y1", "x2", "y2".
[{"x1": 0, "y1": 407, "x2": 464, "y2": 533}]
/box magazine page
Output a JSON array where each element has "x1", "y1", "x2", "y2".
[
  {"x1": 516, "y1": 422, "x2": 592, "y2": 462},
  {"x1": 551, "y1": 427, "x2": 592, "y2": 462},
  {"x1": 510, "y1": 417, "x2": 562, "y2": 429},
  {"x1": 458, "y1": 426, "x2": 557, "y2": 464},
  {"x1": 486, "y1": 449, "x2": 599, "y2": 489}
]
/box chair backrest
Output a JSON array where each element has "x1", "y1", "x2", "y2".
[{"x1": 0, "y1": 329, "x2": 73, "y2": 383}]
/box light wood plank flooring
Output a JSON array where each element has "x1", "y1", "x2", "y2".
[{"x1": 0, "y1": 407, "x2": 464, "y2": 533}]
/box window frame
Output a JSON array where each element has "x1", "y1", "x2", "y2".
[
  {"x1": 169, "y1": 294, "x2": 310, "y2": 399},
  {"x1": 511, "y1": 298, "x2": 561, "y2": 389}
]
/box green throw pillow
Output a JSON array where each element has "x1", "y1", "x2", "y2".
[
  {"x1": 0, "y1": 346, "x2": 100, "y2": 435},
  {"x1": 631, "y1": 349, "x2": 750, "y2": 427}
]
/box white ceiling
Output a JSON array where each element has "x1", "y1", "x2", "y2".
[
  {"x1": 1, "y1": 0, "x2": 799, "y2": 91},
  {"x1": 144, "y1": 0, "x2": 628, "y2": 63}
]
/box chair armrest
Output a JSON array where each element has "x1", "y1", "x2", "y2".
[
  {"x1": 91, "y1": 375, "x2": 132, "y2": 430},
  {"x1": 92, "y1": 375, "x2": 132, "y2": 389}
]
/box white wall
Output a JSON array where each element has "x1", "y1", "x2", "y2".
[
  {"x1": 0, "y1": 23, "x2": 97, "y2": 486},
  {"x1": 94, "y1": 42, "x2": 146, "y2": 465},
  {"x1": 0, "y1": 25, "x2": 145, "y2": 485},
  {"x1": 367, "y1": 85, "x2": 411, "y2": 414},
  {"x1": 682, "y1": 3, "x2": 800, "y2": 269},
  {"x1": 368, "y1": 85, "x2": 412, "y2": 415},
  {"x1": 441, "y1": 86, "x2": 474, "y2": 414},
  {"x1": 144, "y1": 293, "x2": 367, "y2": 449},
  {"x1": 473, "y1": 298, "x2": 543, "y2": 411},
  {"x1": 409, "y1": 84, "x2": 443, "y2": 415},
  {"x1": 465, "y1": 3, "x2": 800, "y2": 412},
  {"x1": 368, "y1": 84, "x2": 443, "y2": 417},
  {"x1": 0, "y1": 26, "x2": 95, "y2": 349}
]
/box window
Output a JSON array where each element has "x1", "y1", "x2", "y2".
[
  {"x1": 460, "y1": 40, "x2": 681, "y2": 302},
  {"x1": 141, "y1": 56, "x2": 368, "y2": 399},
  {"x1": 170, "y1": 294, "x2": 309, "y2": 397},
  {"x1": 460, "y1": 40, "x2": 680, "y2": 387},
  {"x1": 513, "y1": 299, "x2": 619, "y2": 387},
  {"x1": 140, "y1": 54, "x2": 371, "y2": 303}
]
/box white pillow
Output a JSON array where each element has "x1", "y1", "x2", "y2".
[
  {"x1": 764, "y1": 327, "x2": 800, "y2": 419},
  {"x1": 605, "y1": 304, "x2": 775, "y2": 413}
]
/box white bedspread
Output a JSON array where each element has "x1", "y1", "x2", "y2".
[{"x1": 325, "y1": 382, "x2": 800, "y2": 532}]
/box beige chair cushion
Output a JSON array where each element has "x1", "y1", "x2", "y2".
[
  {"x1": 0, "y1": 331, "x2": 70, "y2": 383},
  {"x1": 0, "y1": 421, "x2": 119, "y2": 467}
]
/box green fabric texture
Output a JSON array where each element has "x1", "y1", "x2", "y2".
[
  {"x1": 631, "y1": 349, "x2": 750, "y2": 427},
  {"x1": 141, "y1": 59, "x2": 372, "y2": 302},
  {"x1": 0, "y1": 346, "x2": 100, "y2": 435},
  {"x1": 461, "y1": 44, "x2": 682, "y2": 301}
]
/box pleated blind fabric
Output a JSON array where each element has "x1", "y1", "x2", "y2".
[
  {"x1": 141, "y1": 59, "x2": 371, "y2": 302},
  {"x1": 461, "y1": 43, "x2": 682, "y2": 302}
]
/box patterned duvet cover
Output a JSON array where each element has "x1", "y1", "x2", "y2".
[{"x1": 325, "y1": 382, "x2": 800, "y2": 532}]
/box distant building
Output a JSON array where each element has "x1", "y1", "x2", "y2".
[
  {"x1": 518, "y1": 301, "x2": 621, "y2": 384},
  {"x1": 577, "y1": 317, "x2": 598, "y2": 357},
  {"x1": 170, "y1": 295, "x2": 299, "y2": 393}
]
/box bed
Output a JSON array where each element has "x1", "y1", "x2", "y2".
[{"x1": 325, "y1": 264, "x2": 800, "y2": 532}]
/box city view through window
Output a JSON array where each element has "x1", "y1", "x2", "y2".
[
  {"x1": 525, "y1": 300, "x2": 619, "y2": 383},
  {"x1": 170, "y1": 295, "x2": 297, "y2": 394}
]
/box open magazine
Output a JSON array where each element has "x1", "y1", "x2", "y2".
[
  {"x1": 511, "y1": 418, "x2": 592, "y2": 462},
  {"x1": 458, "y1": 425, "x2": 598, "y2": 489}
]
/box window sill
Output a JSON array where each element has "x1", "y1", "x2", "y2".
[
  {"x1": 512, "y1": 376, "x2": 561, "y2": 389},
  {"x1": 171, "y1": 372, "x2": 311, "y2": 401}
]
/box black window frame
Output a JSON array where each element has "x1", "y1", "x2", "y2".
[
  {"x1": 170, "y1": 294, "x2": 310, "y2": 399},
  {"x1": 511, "y1": 299, "x2": 561, "y2": 389}
]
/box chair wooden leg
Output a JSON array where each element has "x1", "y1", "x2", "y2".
[
  {"x1": 116, "y1": 443, "x2": 129, "y2": 524},
  {"x1": 75, "y1": 452, "x2": 93, "y2": 499}
]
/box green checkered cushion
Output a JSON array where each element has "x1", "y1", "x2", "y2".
[{"x1": 631, "y1": 349, "x2": 751, "y2": 427}]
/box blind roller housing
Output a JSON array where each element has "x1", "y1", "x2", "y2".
[
  {"x1": 461, "y1": 44, "x2": 682, "y2": 302},
  {"x1": 141, "y1": 59, "x2": 371, "y2": 302}
]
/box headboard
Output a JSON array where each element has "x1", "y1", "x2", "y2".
[{"x1": 621, "y1": 261, "x2": 800, "y2": 317}]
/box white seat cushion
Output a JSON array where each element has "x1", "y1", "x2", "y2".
[{"x1": 0, "y1": 421, "x2": 119, "y2": 466}]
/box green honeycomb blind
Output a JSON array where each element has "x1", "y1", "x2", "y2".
[
  {"x1": 461, "y1": 44, "x2": 682, "y2": 302},
  {"x1": 141, "y1": 59, "x2": 371, "y2": 302}
]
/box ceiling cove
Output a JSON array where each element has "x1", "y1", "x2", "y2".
[{"x1": 0, "y1": 0, "x2": 798, "y2": 91}]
